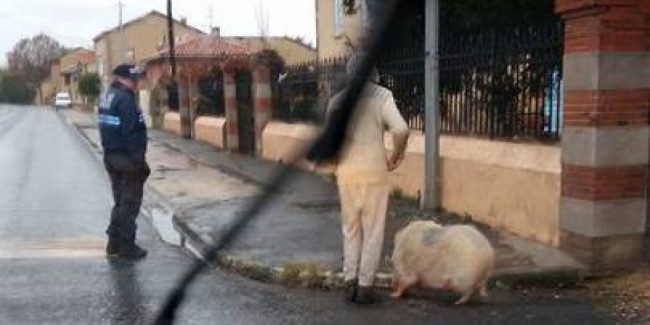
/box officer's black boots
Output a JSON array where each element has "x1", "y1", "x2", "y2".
[
  {"x1": 106, "y1": 240, "x2": 147, "y2": 260},
  {"x1": 354, "y1": 286, "x2": 378, "y2": 305},
  {"x1": 344, "y1": 279, "x2": 358, "y2": 303},
  {"x1": 119, "y1": 243, "x2": 148, "y2": 260},
  {"x1": 105, "y1": 240, "x2": 120, "y2": 257}
]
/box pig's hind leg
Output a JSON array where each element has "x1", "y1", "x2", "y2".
[
  {"x1": 454, "y1": 278, "x2": 490, "y2": 305},
  {"x1": 390, "y1": 275, "x2": 417, "y2": 298},
  {"x1": 454, "y1": 280, "x2": 483, "y2": 305},
  {"x1": 479, "y1": 280, "x2": 488, "y2": 298},
  {"x1": 454, "y1": 289, "x2": 476, "y2": 305}
]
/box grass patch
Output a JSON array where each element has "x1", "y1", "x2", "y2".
[
  {"x1": 390, "y1": 188, "x2": 419, "y2": 203},
  {"x1": 280, "y1": 262, "x2": 326, "y2": 288}
]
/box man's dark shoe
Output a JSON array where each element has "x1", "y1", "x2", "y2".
[
  {"x1": 118, "y1": 243, "x2": 148, "y2": 260},
  {"x1": 106, "y1": 240, "x2": 120, "y2": 257},
  {"x1": 355, "y1": 286, "x2": 377, "y2": 305},
  {"x1": 107, "y1": 241, "x2": 147, "y2": 260},
  {"x1": 344, "y1": 279, "x2": 358, "y2": 303}
]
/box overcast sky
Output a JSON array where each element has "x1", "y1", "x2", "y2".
[{"x1": 0, "y1": 0, "x2": 316, "y2": 67}]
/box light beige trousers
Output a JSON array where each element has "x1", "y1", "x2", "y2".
[{"x1": 338, "y1": 182, "x2": 390, "y2": 287}]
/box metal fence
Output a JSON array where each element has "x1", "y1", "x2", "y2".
[
  {"x1": 274, "y1": 22, "x2": 563, "y2": 141},
  {"x1": 377, "y1": 46, "x2": 426, "y2": 130},
  {"x1": 438, "y1": 22, "x2": 564, "y2": 140},
  {"x1": 196, "y1": 69, "x2": 225, "y2": 117},
  {"x1": 271, "y1": 57, "x2": 347, "y2": 124}
]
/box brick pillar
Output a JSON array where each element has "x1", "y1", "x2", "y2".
[
  {"x1": 179, "y1": 75, "x2": 192, "y2": 139},
  {"x1": 189, "y1": 77, "x2": 200, "y2": 138},
  {"x1": 224, "y1": 72, "x2": 239, "y2": 152},
  {"x1": 557, "y1": 0, "x2": 650, "y2": 273},
  {"x1": 253, "y1": 65, "x2": 273, "y2": 155}
]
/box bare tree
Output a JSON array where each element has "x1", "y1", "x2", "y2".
[
  {"x1": 6, "y1": 33, "x2": 67, "y2": 102},
  {"x1": 253, "y1": 0, "x2": 270, "y2": 44}
]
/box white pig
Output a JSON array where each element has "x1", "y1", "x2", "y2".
[{"x1": 390, "y1": 220, "x2": 495, "y2": 305}]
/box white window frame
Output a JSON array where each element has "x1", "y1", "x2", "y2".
[{"x1": 334, "y1": 0, "x2": 344, "y2": 37}]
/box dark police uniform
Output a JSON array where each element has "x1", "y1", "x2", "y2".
[{"x1": 98, "y1": 68, "x2": 149, "y2": 258}]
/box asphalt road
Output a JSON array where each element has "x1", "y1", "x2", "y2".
[{"x1": 0, "y1": 105, "x2": 613, "y2": 325}]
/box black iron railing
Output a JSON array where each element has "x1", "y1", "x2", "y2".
[
  {"x1": 438, "y1": 22, "x2": 564, "y2": 140},
  {"x1": 196, "y1": 69, "x2": 225, "y2": 117},
  {"x1": 272, "y1": 57, "x2": 347, "y2": 124},
  {"x1": 377, "y1": 46, "x2": 426, "y2": 130},
  {"x1": 274, "y1": 22, "x2": 563, "y2": 141}
]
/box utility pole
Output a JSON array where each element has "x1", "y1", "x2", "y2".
[
  {"x1": 118, "y1": 1, "x2": 126, "y2": 62},
  {"x1": 422, "y1": 0, "x2": 440, "y2": 209},
  {"x1": 166, "y1": 0, "x2": 184, "y2": 137},
  {"x1": 166, "y1": 0, "x2": 177, "y2": 79}
]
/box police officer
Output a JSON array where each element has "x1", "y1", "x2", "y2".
[{"x1": 98, "y1": 64, "x2": 150, "y2": 260}]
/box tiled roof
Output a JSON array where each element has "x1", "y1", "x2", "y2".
[
  {"x1": 60, "y1": 49, "x2": 96, "y2": 73},
  {"x1": 160, "y1": 36, "x2": 255, "y2": 58},
  {"x1": 77, "y1": 50, "x2": 96, "y2": 65},
  {"x1": 224, "y1": 36, "x2": 317, "y2": 65}
]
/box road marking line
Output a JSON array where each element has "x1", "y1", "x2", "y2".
[{"x1": 0, "y1": 237, "x2": 107, "y2": 259}]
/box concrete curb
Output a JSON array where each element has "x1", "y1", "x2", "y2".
[
  {"x1": 173, "y1": 214, "x2": 586, "y2": 291},
  {"x1": 172, "y1": 214, "x2": 385, "y2": 289}
]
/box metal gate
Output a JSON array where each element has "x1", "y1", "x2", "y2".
[
  {"x1": 197, "y1": 68, "x2": 225, "y2": 117},
  {"x1": 236, "y1": 69, "x2": 255, "y2": 155}
]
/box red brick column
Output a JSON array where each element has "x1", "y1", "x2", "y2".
[
  {"x1": 253, "y1": 65, "x2": 273, "y2": 155},
  {"x1": 223, "y1": 71, "x2": 238, "y2": 152},
  {"x1": 557, "y1": 0, "x2": 650, "y2": 273},
  {"x1": 179, "y1": 74, "x2": 192, "y2": 139}
]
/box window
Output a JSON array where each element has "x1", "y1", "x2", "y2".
[{"x1": 334, "y1": 0, "x2": 344, "y2": 37}]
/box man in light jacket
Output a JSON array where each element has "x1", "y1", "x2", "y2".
[{"x1": 329, "y1": 56, "x2": 409, "y2": 304}]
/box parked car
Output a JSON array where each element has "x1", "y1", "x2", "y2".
[{"x1": 53, "y1": 92, "x2": 72, "y2": 109}]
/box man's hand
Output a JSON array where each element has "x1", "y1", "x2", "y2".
[
  {"x1": 296, "y1": 157, "x2": 317, "y2": 172},
  {"x1": 387, "y1": 156, "x2": 403, "y2": 172}
]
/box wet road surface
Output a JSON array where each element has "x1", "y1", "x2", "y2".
[{"x1": 0, "y1": 105, "x2": 612, "y2": 324}]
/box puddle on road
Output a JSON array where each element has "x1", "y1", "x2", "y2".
[{"x1": 146, "y1": 206, "x2": 181, "y2": 246}]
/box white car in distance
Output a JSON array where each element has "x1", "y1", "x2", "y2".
[{"x1": 53, "y1": 92, "x2": 72, "y2": 109}]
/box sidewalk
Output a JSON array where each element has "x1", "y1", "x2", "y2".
[{"x1": 63, "y1": 109, "x2": 586, "y2": 290}]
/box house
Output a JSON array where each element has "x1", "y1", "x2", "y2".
[
  {"x1": 39, "y1": 48, "x2": 97, "y2": 106},
  {"x1": 93, "y1": 10, "x2": 205, "y2": 88},
  {"x1": 142, "y1": 34, "x2": 278, "y2": 153},
  {"x1": 141, "y1": 33, "x2": 255, "y2": 133},
  {"x1": 316, "y1": 0, "x2": 420, "y2": 60},
  {"x1": 316, "y1": 0, "x2": 369, "y2": 60},
  {"x1": 58, "y1": 48, "x2": 97, "y2": 105},
  {"x1": 38, "y1": 63, "x2": 63, "y2": 105},
  {"x1": 142, "y1": 33, "x2": 254, "y2": 90}
]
